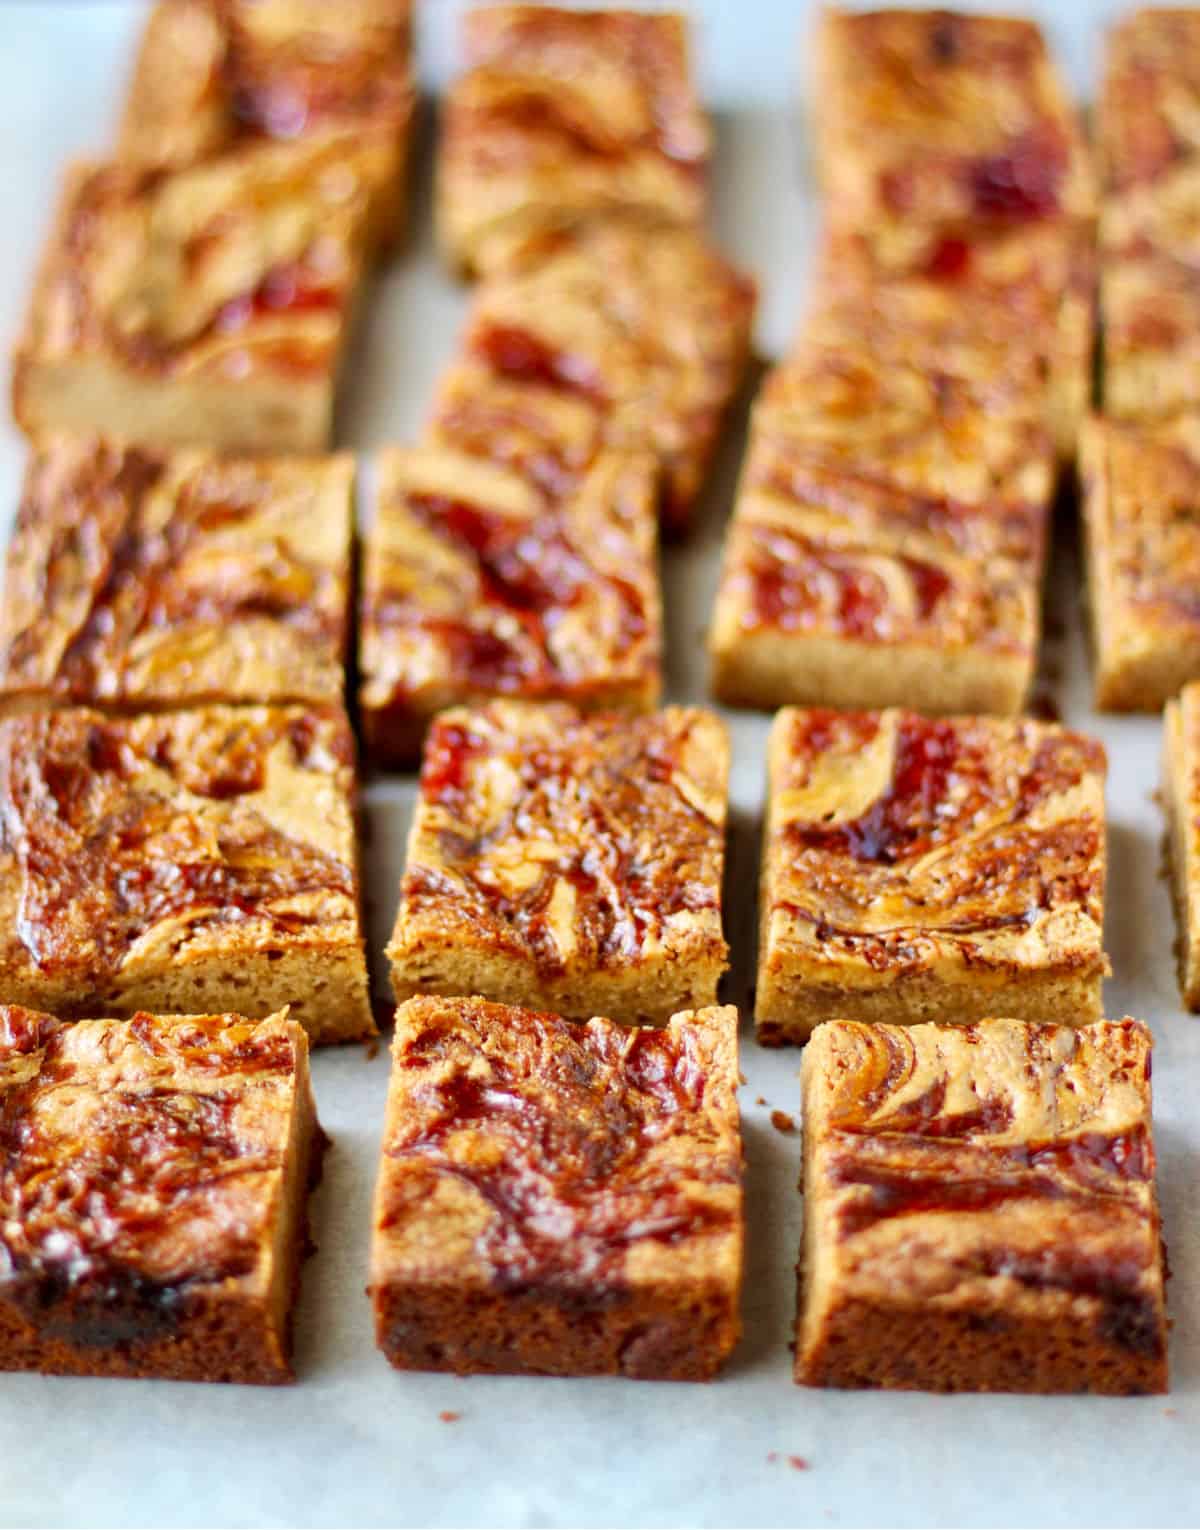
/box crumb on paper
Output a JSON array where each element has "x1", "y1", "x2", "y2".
[
  {"x1": 771, "y1": 1110, "x2": 797, "y2": 1134},
  {"x1": 364, "y1": 1038, "x2": 381, "y2": 1062},
  {"x1": 439, "y1": 1411, "x2": 461, "y2": 1423},
  {"x1": 1165, "y1": 1407, "x2": 1178, "y2": 1418},
  {"x1": 755, "y1": 1095, "x2": 767, "y2": 1106},
  {"x1": 768, "y1": 1451, "x2": 811, "y2": 1471}
]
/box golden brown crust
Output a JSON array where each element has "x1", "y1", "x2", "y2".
[
  {"x1": 359, "y1": 444, "x2": 662, "y2": 767},
  {"x1": 756, "y1": 709, "x2": 1109, "y2": 1043},
  {"x1": 806, "y1": 220, "x2": 1094, "y2": 461},
  {"x1": 370, "y1": 996, "x2": 743, "y2": 1379},
  {"x1": 12, "y1": 139, "x2": 376, "y2": 453},
  {"x1": 388, "y1": 703, "x2": 729, "y2": 1024},
  {"x1": 438, "y1": 221, "x2": 756, "y2": 532},
  {"x1": 0, "y1": 706, "x2": 372, "y2": 1044},
  {"x1": 0, "y1": 436, "x2": 351, "y2": 713},
  {"x1": 756, "y1": 343, "x2": 1055, "y2": 511},
  {"x1": 1082, "y1": 415, "x2": 1200, "y2": 710},
  {"x1": 0, "y1": 1006, "x2": 321, "y2": 1384},
  {"x1": 117, "y1": 0, "x2": 414, "y2": 241},
  {"x1": 797, "y1": 1018, "x2": 1168, "y2": 1394},
  {"x1": 709, "y1": 418, "x2": 1046, "y2": 715},
  {"x1": 816, "y1": 7, "x2": 1095, "y2": 230},
  {"x1": 1099, "y1": 7, "x2": 1200, "y2": 195},
  {"x1": 437, "y1": 6, "x2": 709, "y2": 273}
]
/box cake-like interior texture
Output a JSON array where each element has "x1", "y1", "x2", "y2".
[
  {"x1": 0, "y1": 705, "x2": 373, "y2": 1043},
  {"x1": 388, "y1": 702, "x2": 729, "y2": 1023},
  {"x1": 359, "y1": 444, "x2": 661, "y2": 766},
  {"x1": 757, "y1": 708, "x2": 1109, "y2": 1041},
  {"x1": 0, "y1": 1005, "x2": 321, "y2": 1383},
  {"x1": 446, "y1": 220, "x2": 755, "y2": 531},
  {"x1": 816, "y1": 6, "x2": 1095, "y2": 229},
  {"x1": 797, "y1": 1017, "x2": 1168, "y2": 1394},
  {"x1": 0, "y1": 436, "x2": 351, "y2": 713},
  {"x1": 370, "y1": 995, "x2": 743, "y2": 1379},
  {"x1": 437, "y1": 5, "x2": 709, "y2": 272}
]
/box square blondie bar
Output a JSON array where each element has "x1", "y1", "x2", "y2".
[
  {"x1": 756, "y1": 708, "x2": 1109, "y2": 1044},
  {"x1": 797, "y1": 1017, "x2": 1168, "y2": 1394},
  {"x1": 12, "y1": 136, "x2": 377, "y2": 454},
  {"x1": 709, "y1": 423, "x2": 1047, "y2": 715},
  {"x1": 370, "y1": 996, "x2": 743, "y2": 1379},
  {"x1": 440, "y1": 221, "x2": 756, "y2": 532},
  {"x1": 815, "y1": 7, "x2": 1094, "y2": 230},
  {"x1": 117, "y1": 0, "x2": 414, "y2": 243},
  {"x1": 1082, "y1": 415, "x2": 1200, "y2": 710},
  {"x1": 436, "y1": 6, "x2": 709, "y2": 274},
  {"x1": 0, "y1": 436, "x2": 352, "y2": 715},
  {"x1": 1162, "y1": 681, "x2": 1200, "y2": 1007},
  {"x1": 359, "y1": 444, "x2": 661, "y2": 767},
  {"x1": 0, "y1": 1006, "x2": 321, "y2": 1384},
  {"x1": 0, "y1": 706, "x2": 373, "y2": 1044},
  {"x1": 388, "y1": 702, "x2": 729, "y2": 1024}
]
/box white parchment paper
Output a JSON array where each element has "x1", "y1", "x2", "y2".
[{"x1": 0, "y1": 3, "x2": 1195, "y2": 1526}]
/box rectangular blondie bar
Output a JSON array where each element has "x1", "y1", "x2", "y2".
[
  {"x1": 117, "y1": 0, "x2": 414, "y2": 243},
  {"x1": 436, "y1": 6, "x2": 709, "y2": 274},
  {"x1": 0, "y1": 436, "x2": 352, "y2": 715},
  {"x1": 815, "y1": 7, "x2": 1094, "y2": 230},
  {"x1": 388, "y1": 702, "x2": 729, "y2": 1024},
  {"x1": 441, "y1": 221, "x2": 755, "y2": 532},
  {"x1": 0, "y1": 706, "x2": 373, "y2": 1043},
  {"x1": 359, "y1": 444, "x2": 661, "y2": 766},
  {"x1": 1082, "y1": 414, "x2": 1200, "y2": 710},
  {"x1": 0, "y1": 1006, "x2": 321, "y2": 1384},
  {"x1": 756, "y1": 708, "x2": 1109, "y2": 1043},
  {"x1": 371, "y1": 996, "x2": 743, "y2": 1379},
  {"x1": 13, "y1": 137, "x2": 377, "y2": 454},
  {"x1": 797, "y1": 1017, "x2": 1168, "y2": 1394}
]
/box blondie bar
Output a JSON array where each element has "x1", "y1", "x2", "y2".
[
  {"x1": 708, "y1": 424, "x2": 1046, "y2": 715},
  {"x1": 13, "y1": 137, "x2": 377, "y2": 454},
  {"x1": 756, "y1": 708, "x2": 1109, "y2": 1043},
  {"x1": 1082, "y1": 414, "x2": 1200, "y2": 710},
  {"x1": 438, "y1": 221, "x2": 756, "y2": 532},
  {"x1": 815, "y1": 7, "x2": 1094, "y2": 230},
  {"x1": 370, "y1": 996, "x2": 743, "y2": 1378},
  {"x1": 436, "y1": 6, "x2": 709, "y2": 274},
  {"x1": 117, "y1": 0, "x2": 414, "y2": 243},
  {"x1": 806, "y1": 220, "x2": 1094, "y2": 461},
  {"x1": 0, "y1": 1006, "x2": 321, "y2": 1383},
  {"x1": 1162, "y1": 680, "x2": 1200, "y2": 1007},
  {"x1": 359, "y1": 444, "x2": 661, "y2": 766},
  {"x1": 388, "y1": 703, "x2": 729, "y2": 1024},
  {"x1": 0, "y1": 436, "x2": 351, "y2": 714},
  {"x1": 0, "y1": 706, "x2": 373, "y2": 1043},
  {"x1": 797, "y1": 1017, "x2": 1168, "y2": 1393}
]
